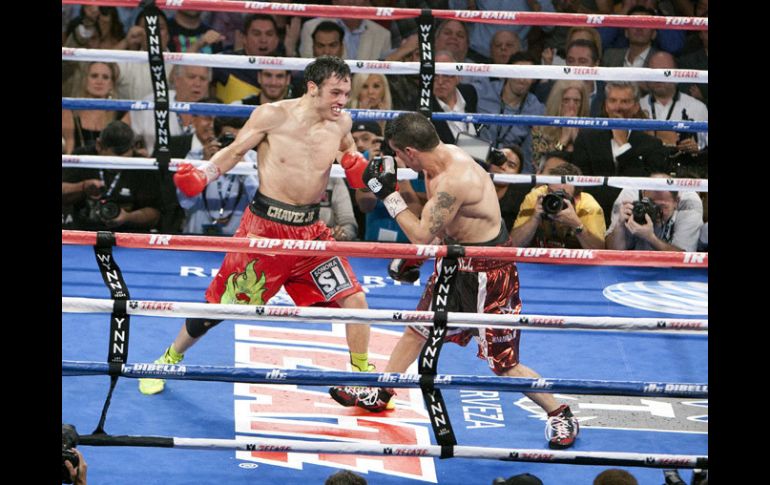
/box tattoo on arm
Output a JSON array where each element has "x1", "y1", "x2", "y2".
[{"x1": 429, "y1": 192, "x2": 456, "y2": 235}]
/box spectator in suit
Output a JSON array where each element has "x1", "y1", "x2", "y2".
[
  {"x1": 430, "y1": 51, "x2": 479, "y2": 144},
  {"x1": 298, "y1": 1, "x2": 391, "y2": 60},
  {"x1": 477, "y1": 52, "x2": 545, "y2": 174},
  {"x1": 601, "y1": 6, "x2": 659, "y2": 68},
  {"x1": 571, "y1": 81, "x2": 667, "y2": 225},
  {"x1": 312, "y1": 21, "x2": 346, "y2": 58}
]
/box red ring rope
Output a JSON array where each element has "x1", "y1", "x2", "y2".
[{"x1": 62, "y1": 230, "x2": 708, "y2": 268}]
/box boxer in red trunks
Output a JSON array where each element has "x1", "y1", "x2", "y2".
[
  {"x1": 329, "y1": 113, "x2": 579, "y2": 449},
  {"x1": 139, "y1": 56, "x2": 375, "y2": 395}
]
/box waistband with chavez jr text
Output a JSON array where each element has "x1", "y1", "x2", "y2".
[{"x1": 249, "y1": 191, "x2": 321, "y2": 226}]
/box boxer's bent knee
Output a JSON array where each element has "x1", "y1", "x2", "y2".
[{"x1": 186, "y1": 318, "x2": 223, "y2": 338}]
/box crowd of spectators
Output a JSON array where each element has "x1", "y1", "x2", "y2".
[{"x1": 62, "y1": 0, "x2": 708, "y2": 252}]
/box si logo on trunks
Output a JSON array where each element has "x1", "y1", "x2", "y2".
[{"x1": 311, "y1": 257, "x2": 353, "y2": 300}]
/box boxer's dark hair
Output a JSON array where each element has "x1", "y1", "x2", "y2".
[
  {"x1": 304, "y1": 56, "x2": 351, "y2": 89},
  {"x1": 385, "y1": 113, "x2": 440, "y2": 152}
]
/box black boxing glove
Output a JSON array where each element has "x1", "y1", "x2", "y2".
[
  {"x1": 363, "y1": 155, "x2": 399, "y2": 199},
  {"x1": 388, "y1": 258, "x2": 425, "y2": 283},
  {"x1": 364, "y1": 156, "x2": 408, "y2": 218}
]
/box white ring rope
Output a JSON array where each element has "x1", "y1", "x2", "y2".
[
  {"x1": 61, "y1": 155, "x2": 708, "y2": 192},
  {"x1": 63, "y1": 297, "x2": 707, "y2": 333},
  {"x1": 61, "y1": 48, "x2": 708, "y2": 84}
]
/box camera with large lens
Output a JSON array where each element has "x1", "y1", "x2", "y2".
[
  {"x1": 631, "y1": 197, "x2": 660, "y2": 225},
  {"x1": 62, "y1": 424, "x2": 80, "y2": 483},
  {"x1": 84, "y1": 192, "x2": 120, "y2": 224},
  {"x1": 486, "y1": 147, "x2": 507, "y2": 167},
  {"x1": 217, "y1": 132, "x2": 236, "y2": 149},
  {"x1": 542, "y1": 189, "x2": 570, "y2": 216}
]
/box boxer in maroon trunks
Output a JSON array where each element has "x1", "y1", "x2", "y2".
[
  {"x1": 329, "y1": 113, "x2": 579, "y2": 449},
  {"x1": 139, "y1": 56, "x2": 377, "y2": 396}
]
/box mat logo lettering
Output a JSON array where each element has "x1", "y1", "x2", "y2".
[
  {"x1": 603, "y1": 281, "x2": 707, "y2": 314},
  {"x1": 234, "y1": 324, "x2": 437, "y2": 481}
]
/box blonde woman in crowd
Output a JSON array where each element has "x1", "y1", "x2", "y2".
[
  {"x1": 62, "y1": 62, "x2": 126, "y2": 154},
  {"x1": 531, "y1": 80, "x2": 590, "y2": 161},
  {"x1": 347, "y1": 73, "x2": 392, "y2": 132}
]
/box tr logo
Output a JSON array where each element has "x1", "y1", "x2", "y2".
[
  {"x1": 248, "y1": 57, "x2": 256, "y2": 64},
  {"x1": 563, "y1": 67, "x2": 571, "y2": 74},
  {"x1": 666, "y1": 178, "x2": 674, "y2": 185},
  {"x1": 664, "y1": 70, "x2": 671, "y2": 77},
  {"x1": 455, "y1": 65, "x2": 464, "y2": 71},
  {"x1": 356, "y1": 61, "x2": 364, "y2": 68},
  {"x1": 255, "y1": 307, "x2": 265, "y2": 315},
  {"x1": 384, "y1": 447, "x2": 393, "y2": 455},
  {"x1": 129, "y1": 301, "x2": 138, "y2": 309}
]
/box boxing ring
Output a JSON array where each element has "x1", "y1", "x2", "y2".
[{"x1": 61, "y1": 1, "x2": 708, "y2": 483}]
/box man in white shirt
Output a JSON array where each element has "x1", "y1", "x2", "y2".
[
  {"x1": 605, "y1": 173, "x2": 703, "y2": 252},
  {"x1": 641, "y1": 51, "x2": 708, "y2": 152}
]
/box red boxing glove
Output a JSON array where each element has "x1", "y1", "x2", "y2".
[
  {"x1": 174, "y1": 162, "x2": 219, "y2": 197},
  {"x1": 340, "y1": 152, "x2": 368, "y2": 189}
]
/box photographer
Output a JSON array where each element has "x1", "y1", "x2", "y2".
[
  {"x1": 62, "y1": 424, "x2": 87, "y2": 485},
  {"x1": 62, "y1": 120, "x2": 162, "y2": 232},
  {"x1": 605, "y1": 172, "x2": 703, "y2": 252},
  {"x1": 174, "y1": 114, "x2": 259, "y2": 235},
  {"x1": 63, "y1": 448, "x2": 87, "y2": 484},
  {"x1": 510, "y1": 156, "x2": 606, "y2": 250}
]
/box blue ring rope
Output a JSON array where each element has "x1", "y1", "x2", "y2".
[
  {"x1": 61, "y1": 98, "x2": 708, "y2": 132},
  {"x1": 62, "y1": 360, "x2": 707, "y2": 398}
]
